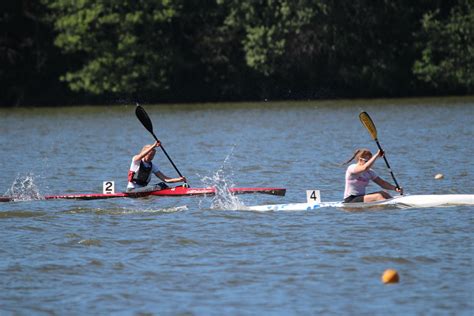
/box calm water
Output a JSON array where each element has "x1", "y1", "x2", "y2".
[{"x1": 0, "y1": 97, "x2": 473, "y2": 315}]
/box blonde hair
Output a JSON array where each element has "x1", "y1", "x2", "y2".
[
  {"x1": 141, "y1": 144, "x2": 156, "y2": 154},
  {"x1": 343, "y1": 148, "x2": 372, "y2": 165}
]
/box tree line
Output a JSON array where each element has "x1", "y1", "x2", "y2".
[{"x1": 1, "y1": 0, "x2": 472, "y2": 106}]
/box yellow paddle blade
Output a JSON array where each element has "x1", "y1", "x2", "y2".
[{"x1": 359, "y1": 111, "x2": 378, "y2": 140}]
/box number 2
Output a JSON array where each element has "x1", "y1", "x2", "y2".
[
  {"x1": 106, "y1": 182, "x2": 112, "y2": 191},
  {"x1": 103, "y1": 181, "x2": 115, "y2": 194}
]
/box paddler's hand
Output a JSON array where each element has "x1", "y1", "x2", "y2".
[
  {"x1": 376, "y1": 149, "x2": 385, "y2": 158},
  {"x1": 153, "y1": 140, "x2": 161, "y2": 148},
  {"x1": 395, "y1": 187, "x2": 403, "y2": 194}
]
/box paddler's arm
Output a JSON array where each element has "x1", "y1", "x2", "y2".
[
  {"x1": 352, "y1": 150, "x2": 383, "y2": 173},
  {"x1": 154, "y1": 171, "x2": 186, "y2": 184},
  {"x1": 133, "y1": 141, "x2": 160, "y2": 162},
  {"x1": 373, "y1": 177, "x2": 403, "y2": 194}
]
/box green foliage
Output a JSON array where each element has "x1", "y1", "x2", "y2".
[
  {"x1": 219, "y1": 0, "x2": 320, "y2": 75},
  {"x1": 42, "y1": 0, "x2": 180, "y2": 94},
  {"x1": 413, "y1": 0, "x2": 473, "y2": 92},
  {"x1": 217, "y1": 1, "x2": 434, "y2": 97},
  {"x1": 0, "y1": 1, "x2": 71, "y2": 106},
  {"x1": 1, "y1": 0, "x2": 472, "y2": 105},
  {"x1": 319, "y1": 1, "x2": 425, "y2": 96}
]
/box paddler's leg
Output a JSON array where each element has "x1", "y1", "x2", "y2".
[
  {"x1": 343, "y1": 195, "x2": 364, "y2": 203},
  {"x1": 126, "y1": 183, "x2": 169, "y2": 193},
  {"x1": 363, "y1": 191, "x2": 392, "y2": 202},
  {"x1": 156, "y1": 182, "x2": 169, "y2": 190}
]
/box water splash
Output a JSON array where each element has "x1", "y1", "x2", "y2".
[
  {"x1": 5, "y1": 173, "x2": 43, "y2": 201},
  {"x1": 200, "y1": 148, "x2": 246, "y2": 210}
]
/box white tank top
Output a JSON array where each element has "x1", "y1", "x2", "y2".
[{"x1": 344, "y1": 164, "x2": 377, "y2": 198}]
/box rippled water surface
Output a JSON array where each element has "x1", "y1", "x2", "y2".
[{"x1": 1, "y1": 97, "x2": 473, "y2": 315}]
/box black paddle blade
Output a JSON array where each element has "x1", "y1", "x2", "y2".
[{"x1": 135, "y1": 105, "x2": 154, "y2": 135}]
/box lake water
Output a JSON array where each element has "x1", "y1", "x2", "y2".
[{"x1": 0, "y1": 97, "x2": 473, "y2": 315}]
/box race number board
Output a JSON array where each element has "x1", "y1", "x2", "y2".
[
  {"x1": 306, "y1": 190, "x2": 321, "y2": 204},
  {"x1": 103, "y1": 181, "x2": 115, "y2": 194}
]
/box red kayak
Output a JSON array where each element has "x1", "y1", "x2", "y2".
[{"x1": 0, "y1": 186, "x2": 286, "y2": 202}]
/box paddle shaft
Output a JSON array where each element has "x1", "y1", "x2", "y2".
[
  {"x1": 149, "y1": 132, "x2": 185, "y2": 180},
  {"x1": 373, "y1": 138, "x2": 401, "y2": 192}
]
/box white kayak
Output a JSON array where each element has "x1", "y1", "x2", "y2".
[{"x1": 245, "y1": 194, "x2": 474, "y2": 211}]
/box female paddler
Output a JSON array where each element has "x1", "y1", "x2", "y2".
[
  {"x1": 127, "y1": 141, "x2": 186, "y2": 193},
  {"x1": 343, "y1": 148, "x2": 402, "y2": 203}
]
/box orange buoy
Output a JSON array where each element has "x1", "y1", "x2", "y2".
[{"x1": 381, "y1": 269, "x2": 399, "y2": 284}]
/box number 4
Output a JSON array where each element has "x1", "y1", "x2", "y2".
[{"x1": 306, "y1": 190, "x2": 321, "y2": 204}]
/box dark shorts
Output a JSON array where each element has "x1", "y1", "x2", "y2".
[
  {"x1": 126, "y1": 182, "x2": 169, "y2": 193},
  {"x1": 343, "y1": 195, "x2": 364, "y2": 203}
]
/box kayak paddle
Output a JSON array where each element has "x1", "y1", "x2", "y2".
[
  {"x1": 135, "y1": 104, "x2": 188, "y2": 186},
  {"x1": 359, "y1": 111, "x2": 401, "y2": 194}
]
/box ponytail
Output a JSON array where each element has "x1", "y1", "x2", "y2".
[
  {"x1": 342, "y1": 148, "x2": 372, "y2": 165},
  {"x1": 343, "y1": 149, "x2": 361, "y2": 165}
]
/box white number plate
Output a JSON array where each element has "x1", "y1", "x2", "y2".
[
  {"x1": 306, "y1": 190, "x2": 321, "y2": 204},
  {"x1": 103, "y1": 181, "x2": 115, "y2": 194}
]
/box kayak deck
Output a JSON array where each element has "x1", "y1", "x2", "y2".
[
  {"x1": 0, "y1": 186, "x2": 286, "y2": 202},
  {"x1": 245, "y1": 194, "x2": 474, "y2": 211}
]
